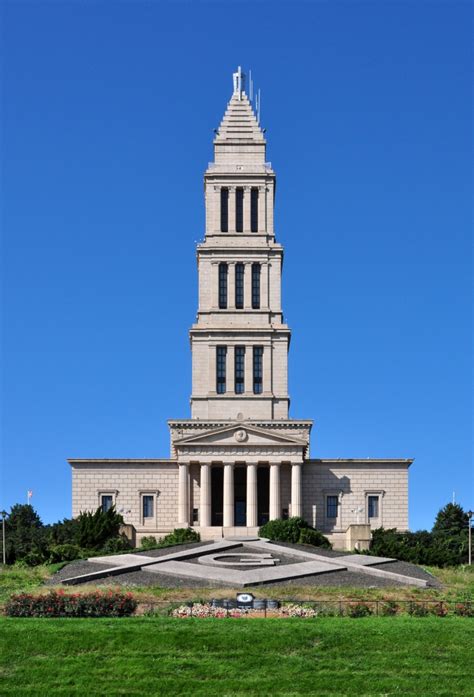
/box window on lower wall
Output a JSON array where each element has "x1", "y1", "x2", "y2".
[
  {"x1": 101, "y1": 495, "x2": 113, "y2": 513},
  {"x1": 235, "y1": 346, "x2": 245, "y2": 394},
  {"x1": 368, "y1": 495, "x2": 379, "y2": 518},
  {"x1": 142, "y1": 495, "x2": 154, "y2": 519},
  {"x1": 216, "y1": 346, "x2": 227, "y2": 393},
  {"x1": 326, "y1": 495, "x2": 339, "y2": 519}
]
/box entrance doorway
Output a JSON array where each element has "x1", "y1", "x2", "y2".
[
  {"x1": 257, "y1": 466, "x2": 269, "y2": 525},
  {"x1": 211, "y1": 466, "x2": 223, "y2": 526},
  {"x1": 234, "y1": 466, "x2": 247, "y2": 526}
]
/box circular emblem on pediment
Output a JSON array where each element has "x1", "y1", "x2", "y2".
[{"x1": 234, "y1": 429, "x2": 248, "y2": 443}]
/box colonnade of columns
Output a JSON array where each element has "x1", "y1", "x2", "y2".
[{"x1": 177, "y1": 462, "x2": 302, "y2": 528}]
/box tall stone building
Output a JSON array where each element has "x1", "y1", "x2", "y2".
[{"x1": 70, "y1": 69, "x2": 411, "y2": 548}]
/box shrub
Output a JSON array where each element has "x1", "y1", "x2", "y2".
[
  {"x1": 259, "y1": 517, "x2": 331, "y2": 548},
  {"x1": 454, "y1": 603, "x2": 474, "y2": 617},
  {"x1": 347, "y1": 603, "x2": 373, "y2": 618},
  {"x1": 48, "y1": 544, "x2": 85, "y2": 563},
  {"x1": 140, "y1": 536, "x2": 159, "y2": 550},
  {"x1": 5, "y1": 590, "x2": 137, "y2": 618},
  {"x1": 429, "y1": 602, "x2": 448, "y2": 618},
  {"x1": 408, "y1": 602, "x2": 429, "y2": 617},
  {"x1": 76, "y1": 507, "x2": 124, "y2": 550},
  {"x1": 380, "y1": 601, "x2": 399, "y2": 616},
  {"x1": 298, "y1": 528, "x2": 331, "y2": 549},
  {"x1": 161, "y1": 528, "x2": 200, "y2": 546},
  {"x1": 100, "y1": 535, "x2": 132, "y2": 554}
]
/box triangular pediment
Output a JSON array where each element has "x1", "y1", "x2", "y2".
[{"x1": 174, "y1": 423, "x2": 307, "y2": 449}]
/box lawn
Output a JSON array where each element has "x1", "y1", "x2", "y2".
[{"x1": 0, "y1": 616, "x2": 472, "y2": 696}]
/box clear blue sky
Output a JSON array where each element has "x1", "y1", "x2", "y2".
[{"x1": 1, "y1": 1, "x2": 472, "y2": 530}]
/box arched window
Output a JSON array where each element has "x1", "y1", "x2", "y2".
[
  {"x1": 235, "y1": 263, "x2": 244, "y2": 309},
  {"x1": 218, "y1": 263, "x2": 228, "y2": 309},
  {"x1": 251, "y1": 188, "x2": 259, "y2": 232},
  {"x1": 235, "y1": 188, "x2": 244, "y2": 232},
  {"x1": 252, "y1": 263, "x2": 261, "y2": 309},
  {"x1": 220, "y1": 188, "x2": 229, "y2": 232}
]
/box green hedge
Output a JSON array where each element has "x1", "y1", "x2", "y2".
[
  {"x1": 5, "y1": 590, "x2": 137, "y2": 618},
  {"x1": 259, "y1": 517, "x2": 331, "y2": 548}
]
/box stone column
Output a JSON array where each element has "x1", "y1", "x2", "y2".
[
  {"x1": 263, "y1": 345, "x2": 271, "y2": 394},
  {"x1": 267, "y1": 183, "x2": 274, "y2": 235},
  {"x1": 245, "y1": 346, "x2": 253, "y2": 395},
  {"x1": 209, "y1": 344, "x2": 216, "y2": 394},
  {"x1": 223, "y1": 463, "x2": 234, "y2": 528},
  {"x1": 178, "y1": 463, "x2": 189, "y2": 526},
  {"x1": 228, "y1": 262, "x2": 236, "y2": 309},
  {"x1": 244, "y1": 187, "x2": 251, "y2": 232},
  {"x1": 291, "y1": 463, "x2": 302, "y2": 518},
  {"x1": 211, "y1": 263, "x2": 219, "y2": 308},
  {"x1": 258, "y1": 186, "x2": 266, "y2": 233},
  {"x1": 244, "y1": 262, "x2": 252, "y2": 309},
  {"x1": 228, "y1": 187, "x2": 236, "y2": 233},
  {"x1": 261, "y1": 263, "x2": 269, "y2": 309},
  {"x1": 200, "y1": 464, "x2": 211, "y2": 527},
  {"x1": 269, "y1": 463, "x2": 281, "y2": 520},
  {"x1": 227, "y1": 345, "x2": 234, "y2": 394},
  {"x1": 246, "y1": 464, "x2": 258, "y2": 527}
]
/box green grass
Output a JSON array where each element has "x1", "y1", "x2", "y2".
[
  {"x1": 0, "y1": 563, "x2": 66, "y2": 604},
  {"x1": 0, "y1": 616, "x2": 472, "y2": 696}
]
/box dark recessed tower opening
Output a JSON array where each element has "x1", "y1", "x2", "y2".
[
  {"x1": 257, "y1": 466, "x2": 269, "y2": 525},
  {"x1": 211, "y1": 466, "x2": 223, "y2": 526},
  {"x1": 235, "y1": 187, "x2": 244, "y2": 232},
  {"x1": 234, "y1": 466, "x2": 247, "y2": 526}
]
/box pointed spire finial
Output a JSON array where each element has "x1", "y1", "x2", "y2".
[{"x1": 233, "y1": 66, "x2": 245, "y2": 100}]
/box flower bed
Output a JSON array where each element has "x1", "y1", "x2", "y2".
[{"x1": 5, "y1": 590, "x2": 137, "y2": 617}]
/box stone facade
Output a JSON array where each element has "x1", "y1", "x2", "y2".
[{"x1": 69, "y1": 68, "x2": 411, "y2": 549}]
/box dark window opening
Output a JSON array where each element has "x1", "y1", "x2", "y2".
[
  {"x1": 251, "y1": 188, "x2": 259, "y2": 232},
  {"x1": 101, "y1": 495, "x2": 113, "y2": 513},
  {"x1": 235, "y1": 188, "x2": 244, "y2": 232},
  {"x1": 218, "y1": 263, "x2": 228, "y2": 309},
  {"x1": 253, "y1": 346, "x2": 263, "y2": 394},
  {"x1": 235, "y1": 263, "x2": 244, "y2": 309},
  {"x1": 192, "y1": 508, "x2": 199, "y2": 523},
  {"x1": 235, "y1": 346, "x2": 245, "y2": 394},
  {"x1": 368, "y1": 496, "x2": 379, "y2": 518},
  {"x1": 326, "y1": 496, "x2": 338, "y2": 518},
  {"x1": 252, "y1": 263, "x2": 261, "y2": 309},
  {"x1": 220, "y1": 188, "x2": 229, "y2": 232},
  {"x1": 216, "y1": 346, "x2": 227, "y2": 394},
  {"x1": 142, "y1": 495, "x2": 154, "y2": 518}
]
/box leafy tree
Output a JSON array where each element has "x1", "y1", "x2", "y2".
[
  {"x1": 48, "y1": 516, "x2": 81, "y2": 546},
  {"x1": 1, "y1": 504, "x2": 48, "y2": 564}
]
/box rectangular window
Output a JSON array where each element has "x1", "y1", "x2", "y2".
[
  {"x1": 218, "y1": 263, "x2": 228, "y2": 309},
  {"x1": 253, "y1": 346, "x2": 263, "y2": 394},
  {"x1": 216, "y1": 346, "x2": 227, "y2": 393},
  {"x1": 101, "y1": 495, "x2": 113, "y2": 513},
  {"x1": 142, "y1": 495, "x2": 154, "y2": 519},
  {"x1": 220, "y1": 188, "x2": 228, "y2": 232},
  {"x1": 252, "y1": 263, "x2": 261, "y2": 309},
  {"x1": 368, "y1": 496, "x2": 379, "y2": 518},
  {"x1": 235, "y1": 263, "x2": 244, "y2": 309},
  {"x1": 235, "y1": 346, "x2": 245, "y2": 394},
  {"x1": 235, "y1": 187, "x2": 244, "y2": 232},
  {"x1": 326, "y1": 496, "x2": 338, "y2": 518},
  {"x1": 251, "y1": 187, "x2": 259, "y2": 232}
]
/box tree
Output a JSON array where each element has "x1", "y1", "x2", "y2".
[
  {"x1": 76, "y1": 506, "x2": 124, "y2": 550},
  {"x1": 2, "y1": 504, "x2": 48, "y2": 564},
  {"x1": 432, "y1": 503, "x2": 469, "y2": 537}
]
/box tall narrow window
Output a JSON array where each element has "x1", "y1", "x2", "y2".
[
  {"x1": 252, "y1": 263, "x2": 261, "y2": 309},
  {"x1": 253, "y1": 346, "x2": 263, "y2": 394},
  {"x1": 216, "y1": 346, "x2": 227, "y2": 393},
  {"x1": 142, "y1": 495, "x2": 154, "y2": 519},
  {"x1": 218, "y1": 263, "x2": 228, "y2": 309},
  {"x1": 235, "y1": 187, "x2": 244, "y2": 232},
  {"x1": 235, "y1": 346, "x2": 245, "y2": 394},
  {"x1": 220, "y1": 188, "x2": 229, "y2": 232},
  {"x1": 326, "y1": 496, "x2": 338, "y2": 519},
  {"x1": 368, "y1": 496, "x2": 379, "y2": 518},
  {"x1": 235, "y1": 263, "x2": 244, "y2": 309},
  {"x1": 251, "y1": 187, "x2": 259, "y2": 232},
  {"x1": 101, "y1": 495, "x2": 113, "y2": 513}
]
